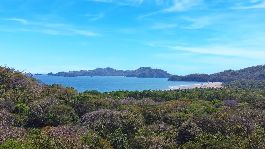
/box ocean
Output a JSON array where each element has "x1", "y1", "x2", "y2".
[{"x1": 34, "y1": 75, "x2": 198, "y2": 92}]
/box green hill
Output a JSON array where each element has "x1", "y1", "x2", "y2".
[{"x1": 169, "y1": 65, "x2": 265, "y2": 82}]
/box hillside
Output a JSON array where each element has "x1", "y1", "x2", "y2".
[
  {"x1": 48, "y1": 67, "x2": 171, "y2": 78},
  {"x1": 1, "y1": 66, "x2": 265, "y2": 148},
  {"x1": 169, "y1": 65, "x2": 265, "y2": 82}
]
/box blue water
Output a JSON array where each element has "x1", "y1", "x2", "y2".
[{"x1": 34, "y1": 75, "x2": 198, "y2": 92}]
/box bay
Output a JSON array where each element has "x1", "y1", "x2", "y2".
[{"x1": 34, "y1": 75, "x2": 198, "y2": 92}]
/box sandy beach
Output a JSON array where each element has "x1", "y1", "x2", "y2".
[{"x1": 169, "y1": 82, "x2": 223, "y2": 90}]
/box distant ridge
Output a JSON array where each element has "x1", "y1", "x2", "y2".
[
  {"x1": 48, "y1": 67, "x2": 172, "y2": 78},
  {"x1": 169, "y1": 65, "x2": 265, "y2": 82}
]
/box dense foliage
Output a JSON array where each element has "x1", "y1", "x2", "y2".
[
  {"x1": 48, "y1": 67, "x2": 171, "y2": 78},
  {"x1": 0, "y1": 66, "x2": 265, "y2": 148},
  {"x1": 169, "y1": 65, "x2": 265, "y2": 82},
  {"x1": 224, "y1": 80, "x2": 265, "y2": 89}
]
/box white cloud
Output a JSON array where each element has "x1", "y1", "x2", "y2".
[
  {"x1": 87, "y1": 0, "x2": 144, "y2": 6},
  {"x1": 5, "y1": 18, "x2": 29, "y2": 25},
  {"x1": 181, "y1": 16, "x2": 214, "y2": 29},
  {"x1": 233, "y1": 0, "x2": 265, "y2": 9},
  {"x1": 85, "y1": 12, "x2": 105, "y2": 21},
  {"x1": 168, "y1": 45, "x2": 265, "y2": 59},
  {"x1": 3, "y1": 17, "x2": 99, "y2": 37},
  {"x1": 69, "y1": 29, "x2": 99, "y2": 36},
  {"x1": 138, "y1": 0, "x2": 202, "y2": 19},
  {"x1": 151, "y1": 23, "x2": 178, "y2": 30},
  {"x1": 164, "y1": 0, "x2": 202, "y2": 12},
  {"x1": 146, "y1": 41, "x2": 265, "y2": 59}
]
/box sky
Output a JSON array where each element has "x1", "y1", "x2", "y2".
[{"x1": 0, "y1": 0, "x2": 265, "y2": 75}]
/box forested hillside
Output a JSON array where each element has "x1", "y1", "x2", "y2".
[
  {"x1": 169, "y1": 65, "x2": 265, "y2": 82},
  {"x1": 48, "y1": 67, "x2": 171, "y2": 78},
  {"x1": 0, "y1": 66, "x2": 264, "y2": 148}
]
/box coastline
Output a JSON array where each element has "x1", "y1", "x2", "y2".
[{"x1": 169, "y1": 82, "x2": 223, "y2": 90}]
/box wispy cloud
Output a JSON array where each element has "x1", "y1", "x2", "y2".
[
  {"x1": 169, "y1": 45, "x2": 265, "y2": 58},
  {"x1": 163, "y1": 0, "x2": 202, "y2": 12},
  {"x1": 233, "y1": 0, "x2": 265, "y2": 10},
  {"x1": 181, "y1": 16, "x2": 214, "y2": 29},
  {"x1": 147, "y1": 14, "x2": 218, "y2": 31},
  {"x1": 147, "y1": 41, "x2": 265, "y2": 59},
  {"x1": 85, "y1": 12, "x2": 105, "y2": 21},
  {"x1": 87, "y1": 0, "x2": 144, "y2": 6},
  {"x1": 69, "y1": 28, "x2": 99, "y2": 36},
  {"x1": 3, "y1": 17, "x2": 99, "y2": 37},
  {"x1": 138, "y1": 0, "x2": 202, "y2": 19},
  {"x1": 4, "y1": 18, "x2": 29, "y2": 25},
  {"x1": 151, "y1": 23, "x2": 178, "y2": 30}
]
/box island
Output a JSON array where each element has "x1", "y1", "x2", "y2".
[{"x1": 48, "y1": 67, "x2": 172, "y2": 78}]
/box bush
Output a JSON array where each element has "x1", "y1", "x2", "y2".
[
  {"x1": 43, "y1": 85, "x2": 78, "y2": 103},
  {"x1": 0, "y1": 110, "x2": 15, "y2": 126},
  {"x1": 81, "y1": 110, "x2": 143, "y2": 137},
  {"x1": 0, "y1": 98, "x2": 15, "y2": 112},
  {"x1": 13, "y1": 103, "x2": 30, "y2": 126},
  {"x1": 43, "y1": 126, "x2": 89, "y2": 148},
  {"x1": 131, "y1": 124, "x2": 177, "y2": 149},
  {"x1": 224, "y1": 100, "x2": 238, "y2": 107},
  {"x1": 142, "y1": 106, "x2": 162, "y2": 125},
  {"x1": 109, "y1": 128, "x2": 129, "y2": 149},
  {"x1": 82, "y1": 131, "x2": 113, "y2": 149},
  {"x1": 14, "y1": 103, "x2": 30, "y2": 115},
  {"x1": 73, "y1": 94, "x2": 113, "y2": 116},
  {"x1": 163, "y1": 112, "x2": 190, "y2": 128},
  {"x1": 181, "y1": 133, "x2": 248, "y2": 149},
  {"x1": 0, "y1": 126, "x2": 26, "y2": 144},
  {"x1": 176, "y1": 121, "x2": 202, "y2": 145},
  {"x1": 46, "y1": 104, "x2": 79, "y2": 126},
  {"x1": 0, "y1": 139, "x2": 25, "y2": 149},
  {"x1": 27, "y1": 98, "x2": 61, "y2": 127},
  {"x1": 22, "y1": 129, "x2": 60, "y2": 149}
]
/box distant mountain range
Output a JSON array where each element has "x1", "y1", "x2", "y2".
[
  {"x1": 169, "y1": 65, "x2": 265, "y2": 82},
  {"x1": 47, "y1": 65, "x2": 265, "y2": 82},
  {"x1": 47, "y1": 67, "x2": 172, "y2": 78}
]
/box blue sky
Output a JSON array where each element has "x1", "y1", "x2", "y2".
[{"x1": 0, "y1": 0, "x2": 265, "y2": 75}]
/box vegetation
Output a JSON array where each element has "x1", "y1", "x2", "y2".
[
  {"x1": 224, "y1": 79, "x2": 265, "y2": 89},
  {"x1": 48, "y1": 67, "x2": 171, "y2": 78},
  {"x1": 0, "y1": 66, "x2": 265, "y2": 148},
  {"x1": 169, "y1": 65, "x2": 265, "y2": 82}
]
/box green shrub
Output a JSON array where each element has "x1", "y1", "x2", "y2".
[
  {"x1": 47, "y1": 104, "x2": 79, "y2": 126},
  {"x1": 81, "y1": 110, "x2": 143, "y2": 137},
  {"x1": 109, "y1": 128, "x2": 129, "y2": 149},
  {"x1": 0, "y1": 110, "x2": 15, "y2": 126},
  {"x1": 74, "y1": 94, "x2": 113, "y2": 116},
  {"x1": 181, "y1": 133, "x2": 248, "y2": 149},
  {"x1": 142, "y1": 106, "x2": 162, "y2": 124},
  {"x1": 0, "y1": 98, "x2": 15, "y2": 112},
  {"x1": 14, "y1": 103, "x2": 30, "y2": 115},
  {"x1": 82, "y1": 131, "x2": 113, "y2": 149},
  {"x1": 176, "y1": 121, "x2": 202, "y2": 145},
  {"x1": 131, "y1": 125, "x2": 177, "y2": 149},
  {"x1": 27, "y1": 98, "x2": 61, "y2": 127},
  {"x1": 0, "y1": 139, "x2": 25, "y2": 149},
  {"x1": 23, "y1": 129, "x2": 60, "y2": 149}
]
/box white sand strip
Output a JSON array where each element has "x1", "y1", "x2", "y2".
[{"x1": 169, "y1": 82, "x2": 223, "y2": 90}]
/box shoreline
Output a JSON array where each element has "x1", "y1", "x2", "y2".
[{"x1": 169, "y1": 82, "x2": 223, "y2": 90}]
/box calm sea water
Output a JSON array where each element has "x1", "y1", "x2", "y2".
[{"x1": 34, "y1": 75, "x2": 198, "y2": 92}]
